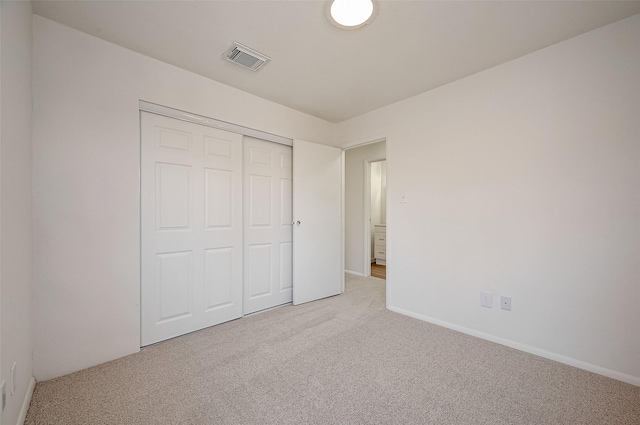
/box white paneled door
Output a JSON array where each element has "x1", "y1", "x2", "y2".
[
  {"x1": 141, "y1": 112, "x2": 243, "y2": 346},
  {"x1": 243, "y1": 137, "x2": 293, "y2": 314},
  {"x1": 293, "y1": 140, "x2": 343, "y2": 305}
]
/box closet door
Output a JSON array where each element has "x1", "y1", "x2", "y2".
[
  {"x1": 243, "y1": 137, "x2": 293, "y2": 314},
  {"x1": 141, "y1": 112, "x2": 243, "y2": 346}
]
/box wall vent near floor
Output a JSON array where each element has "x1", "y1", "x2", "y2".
[{"x1": 223, "y1": 42, "x2": 271, "y2": 71}]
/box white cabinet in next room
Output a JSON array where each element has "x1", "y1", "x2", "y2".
[{"x1": 374, "y1": 224, "x2": 386, "y2": 265}]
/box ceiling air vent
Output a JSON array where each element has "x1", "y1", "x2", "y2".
[{"x1": 223, "y1": 42, "x2": 271, "y2": 71}]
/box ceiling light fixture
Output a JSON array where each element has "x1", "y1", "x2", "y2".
[{"x1": 327, "y1": 0, "x2": 376, "y2": 30}]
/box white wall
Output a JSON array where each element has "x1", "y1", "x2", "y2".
[
  {"x1": 32, "y1": 15, "x2": 335, "y2": 381},
  {"x1": 344, "y1": 141, "x2": 386, "y2": 275},
  {"x1": 1, "y1": 1, "x2": 34, "y2": 423},
  {"x1": 337, "y1": 14, "x2": 640, "y2": 384}
]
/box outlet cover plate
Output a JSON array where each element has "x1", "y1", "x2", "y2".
[
  {"x1": 501, "y1": 296, "x2": 512, "y2": 311},
  {"x1": 480, "y1": 292, "x2": 493, "y2": 308}
]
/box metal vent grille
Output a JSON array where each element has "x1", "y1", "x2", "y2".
[{"x1": 224, "y1": 42, "x2": 270, "y2": 71}]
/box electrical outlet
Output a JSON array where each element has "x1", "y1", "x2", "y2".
[
  {"x1": 10, "y1": 362, "x2": 16, "y2": 395},
  {"x1": 480, "y1": 292, "x2": 493, "y2": 308},
  {"x1": 501, "y1": 296, "x2": 512, "y2": 311}
]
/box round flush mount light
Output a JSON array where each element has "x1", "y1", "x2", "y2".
[{"x1": 327, "y1": 0, "x2": 376, "y2": 30}]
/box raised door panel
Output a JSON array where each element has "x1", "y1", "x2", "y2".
[
  {"x1": 248, "y1": 244, "x2": 273, "y2": 298},
  {"x1": 249, "y1": 174, "x2": 273, "y2": 228},
  {"x1": 204, "y1": 135, "x2": 233, "y2": 159},
  {"x1": 204, "y1": 248, "x2": 233, "y2": 310},
  {"x1": 205, "y1": 169, "x2": 233, "y2": 229},
  {"x1": 156, "y1": 126, "x2": 192, "y2": 152},
  {"x1": 156, "y1": 163, "x2": 192, "y2": 231},
  {"x1": 280, "y1": 242, "x2": 293, "y2": 291},
  {"x1": 156, "y1": 251, "x2": 193, "y2": 322}
]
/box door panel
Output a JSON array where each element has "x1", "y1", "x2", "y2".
[
  {"x1": 156, "y1": 163, "x2": 192, "y2": 230},
  {"x1": 156, "y1": 251, "x2": 192, "y2": 322},
  {"x1": 280, "y1": 242, "x2": 293, "y2": 290},
  {"x1": 293, "y1": 140, "x2": 343, "y2": 305},
  {"x1": 249, "y1": 174, "x2": 272, "y2": 226},
  {"x1": 248, "y1": 244, "x2": 272, "y2": 297},
  {"x1": 204, "y1": 247, "x2": 233, "y2": 310},
  {"x1": 243, "y1": 137, "x2": 293, "y2": 314},
  {"x1": 205, "y1": 169, "x2": 233, "y2": 228},
  {"x1": 141, "y1": 112, "x2": 243, "y2": 346}
]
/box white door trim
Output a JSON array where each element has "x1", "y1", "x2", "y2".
[{"x1": 139, "y1": 100, "x2": 293, "y2": 146}]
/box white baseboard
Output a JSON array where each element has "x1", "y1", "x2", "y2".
[
  {"x1": 344, "y1": 269, "x2": 365, "y2": 277},
  {"x1": 388, "y1": 305, "x2": 640, "y2": 387},
  {"x1": 17, "y1": 377, "x2": 35, "y2": 425}
]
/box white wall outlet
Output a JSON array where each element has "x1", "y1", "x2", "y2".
[
  {"x1": 10, "y1": 362, "x2": 16, "y2": 395},
  {"x1": 400, "y1": 193, "x2": 407, "y2": 204},
  {"x1": 501, "y1": 296, "x2": 512, "y2": 311},
  {"x1": 480, "y1": 292, "x2": 493, "y2": 308}
]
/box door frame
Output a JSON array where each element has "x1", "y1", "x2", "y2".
[{"x1": 363, "y1": 157, "x2": 386, "y2": 277}]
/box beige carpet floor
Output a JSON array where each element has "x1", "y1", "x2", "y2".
[{"x1": 26, "y1": 275, "x2": 639, "y2": 424}]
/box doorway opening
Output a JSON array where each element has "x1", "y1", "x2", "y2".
[{"x1": 344, "y1": 139, "x2": 386, "y2": 279}]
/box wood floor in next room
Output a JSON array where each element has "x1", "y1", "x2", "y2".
[{"x1": 371, "y1": 262, "x2": 386, "y2": 279}]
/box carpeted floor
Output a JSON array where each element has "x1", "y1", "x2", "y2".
[{"x1": 26, "y1": 275, "x2": 639, "y2": 424}]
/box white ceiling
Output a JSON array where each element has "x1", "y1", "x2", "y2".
[{"x1": 32, "y1": 1, "x2": 640, "y2": 123}]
